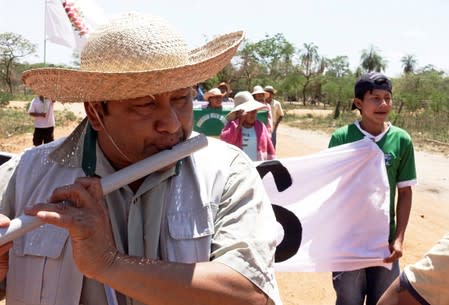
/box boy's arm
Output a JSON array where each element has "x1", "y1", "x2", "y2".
[{"x1": 384, "y1": 186, "x2": 412, "y2": 263}]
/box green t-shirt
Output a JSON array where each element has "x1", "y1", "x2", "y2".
[{"x1": 329, "y1": 122, "x2": 417, "y2": 241}]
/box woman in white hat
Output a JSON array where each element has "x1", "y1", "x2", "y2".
[
  {"x1": 220, "y1": 91, "x2": 276, "y2": 161},
  {"x1": 0, "y1": 12, "x2": 282, "y2": 305}
]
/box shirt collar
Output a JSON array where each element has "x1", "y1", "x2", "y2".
[{"x1": 354, "y1": 120, "x2": 391, "y2": 142}]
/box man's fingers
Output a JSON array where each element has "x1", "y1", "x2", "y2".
[
  {"x1": 49, "y1": 181, "x2": 99, "y2": 209},
  {"x1": 0, "y1": 214, "x2": 10, "y2": 227},
  {"x1": 75, "y1": 177, "x2": 104, "y2": 198},
  {"x1": 24, "y1": 203, "x2": 84, "y2": 229}
]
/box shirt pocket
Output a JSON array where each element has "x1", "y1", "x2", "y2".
[
  {"x1": 9, "y1": 225, "x2": 71, "y2": 305},
  {"x1": 166, "y1": 204, "x2": 215, "y2": 262}
]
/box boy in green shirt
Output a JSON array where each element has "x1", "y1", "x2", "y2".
[{"x1": 329, "y1": 72, "x2": 417, "y2": 305}]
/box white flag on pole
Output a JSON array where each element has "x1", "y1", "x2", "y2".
[
  {"x1": 257, "y1": 138, "x2": 392, "y2": 272},
  {"x1": 45, "y1": 0, "x2": 106, "y2": 51}
]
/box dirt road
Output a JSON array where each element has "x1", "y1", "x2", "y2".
[{"x1": 1, "y1": 103, "x2": 449, "y2": 304}]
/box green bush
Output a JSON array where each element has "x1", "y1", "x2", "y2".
[{"x1": 0, "y1": 92, "x2": 13, "y2": 107}]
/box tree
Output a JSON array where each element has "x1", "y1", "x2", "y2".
[
  {"x1": 322, "y1": 56, "x2": 354, "y2": 112},
  {"x1": 360, "y1": 45, "x2": 387, "y2": 72},
  {"x1": 0, "y1": 32, "x2": 36, "y2": 93},
  {"x1": 325, "y1": 56, "x2": 351, "y2": 78},
  {"x1": 298, "y1": 42, "x2": 321, "y2": 105},
  {"x1": 401, "y1": 54, "x2": 417, "y2": 74},
  {"x1": 237, "y1": 34, "x2": 295, "y2": 89}
]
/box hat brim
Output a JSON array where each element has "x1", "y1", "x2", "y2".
[
  {"x1": 203, "y1": 92, "x2": 224, "y2": 101},
  {"x1": 226, "y1": 100, "x2": 267, "y2": 121},
  {"x1": 252, "y1": 90, "x2": 269, "y2": 99},
  {"x1": 22, "y1": 31, "x2": 244, "y2": 103}
]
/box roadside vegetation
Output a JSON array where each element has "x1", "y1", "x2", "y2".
[
  {"x1": 1, "y1": 31, "x2": 448, "y2": 154},
  {"x1": 0, "y1": 101, "x2": 78, "y2": 141}
]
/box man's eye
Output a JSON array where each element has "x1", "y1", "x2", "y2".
[
  {"x1": 171, "y1": 96, "x2": 188, "y2": 105},
  {"x1": 133, "y1": 102, "x2": 155, "y2": 109}
]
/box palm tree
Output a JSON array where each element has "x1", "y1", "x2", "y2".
[
  {"x1": 360, "y1": 45, "x2": 387, "y2": 72},
  {"x1": 401, "y1": 54, "x2": 417, "y2": 74},
  {"x1": 299, "y1": 42, "x2": 320, "y2": 105}
]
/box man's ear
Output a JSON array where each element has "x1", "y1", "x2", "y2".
[
  {"x1": 353, "y1": 98, "x2": 363, "y2": 110},
  {"x1": 84, "y1": 102, "x2": 104, "y2": 131}
]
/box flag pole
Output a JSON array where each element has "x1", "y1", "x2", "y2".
[{"x1": 43, "y1": 0, "x2": 47, "y2": 65}]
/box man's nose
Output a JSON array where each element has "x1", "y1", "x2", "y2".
[{"x1": 154, "y1": 104, "x2": 181, "y2": 133}]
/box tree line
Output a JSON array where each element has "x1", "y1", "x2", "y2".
[{"x1": 2, "y1": 31, "x2": 449, "y2": 118}]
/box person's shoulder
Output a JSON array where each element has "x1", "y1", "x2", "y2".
[
  {"x1": 388, "y1": 125, "x2": 413, "y2": 142},
  {"x1": 20, "y1": 138, "x2": 65, "y2": 163}
]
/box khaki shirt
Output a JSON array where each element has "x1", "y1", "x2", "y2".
[
  {"x1": 404, "y1": 232, "x2": 449, "y2": 305},
  {"x1": 270, "y1": 99, "x2": 284, "y2": 127},
  {"x1": 0, "y1": 120, "x2": 282, "y2": 305}
]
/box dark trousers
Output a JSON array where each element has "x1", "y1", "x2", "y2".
[
  {"x1": 272, "y1": 128, "x2": 278, "y2": 148},
  {"x1": 33, "y1": 127, "x2": 54, "y2": 146}
]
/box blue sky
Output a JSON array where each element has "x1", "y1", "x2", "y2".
[{"x1": 1, "y1": 0, "x2": 448, "y2": 77}]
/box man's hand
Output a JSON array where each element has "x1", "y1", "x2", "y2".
[
  {"x1": 24, "y1": 177, "x2": 117, "y2": 279},
  {"x1": 0, "y1": 214, "x2": 12, "y2": 281}
]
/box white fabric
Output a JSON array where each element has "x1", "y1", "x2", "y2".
[
  {"x1": 259, "y1": 138, "x2": 392, "y2": 272},
  {"x1": 45, "y1": 0, "x2": 106, "y2": 51}
]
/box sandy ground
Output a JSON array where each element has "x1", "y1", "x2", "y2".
[{"x1": 2, "y1": 102, "x2": 449, "y2": 304}]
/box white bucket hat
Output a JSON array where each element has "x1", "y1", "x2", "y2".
[
  {"x1": 226, "y1": 91, "x2": 267, "y2": 121},
  {"x1": 22, "y1": 12, "x2": 244, "y2": 103},
  {"x1": 251, "y1": 85, "x2": 269, "y2": 98}
]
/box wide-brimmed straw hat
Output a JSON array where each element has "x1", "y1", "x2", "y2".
[
  {"x1": 203, "y1": 88, "x2": 224, "y2": 101},
  {"x1": 22, "y1": 12, "x2": 244, "y2": 103},
  {"x1": 251, "y1": 85, "x2": 269, "y2": 99},
  {"x1": 226, "y1": 91, "x2": 267, "y2": 121},
  {"x1": 218, "y1": 82, "x2": 232, "y2": 94}
]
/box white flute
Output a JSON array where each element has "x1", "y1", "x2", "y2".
[{"x1": 0, "y1": 134, "x2": 208, "y2": 246}]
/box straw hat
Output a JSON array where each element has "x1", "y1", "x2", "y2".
[
  {"x1": 218, "y1": 82, "x2": 232, "y2": 94},
  {"x1": 203, "y1": 88, "x2": 224, "y2": 101},
  {"x1": 22, "y1": 12, "x2": 244, "y2": 103},
  {"x1": 251, "y1": 85, "x2": 269, "y2": 98},
  {"x1": 226, "y1": 91, "x2": 267, "y2": 121}
]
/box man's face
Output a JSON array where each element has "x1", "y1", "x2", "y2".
[
  {"x1": 208, "y1": 95, "x2": 223, "y2": 108},
  {"x1": 88, "y1": 87, "x2": 194, "y2": 169},
  {"x1": 355, "y1": 89, "x2": 392, "y2": 124},
  {"x1": 243, "y1": 110, "x2": 257, "y2": 128}
]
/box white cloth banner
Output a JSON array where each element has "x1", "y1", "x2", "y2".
[
  {"x1": 45, "y1": 0, "x2": 106, "y2": 51},
  {"x1": 258, "y1": 138, "x2": 392, "y2": 272}
]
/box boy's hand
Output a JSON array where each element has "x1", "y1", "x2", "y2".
[{"x1": 384, "y1": 239, "x2": 403, "y2": 263}]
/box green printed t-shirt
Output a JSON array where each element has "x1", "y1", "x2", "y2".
[{"x1": 329, "y1": 122, "x2": 417, "y2": 241}]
